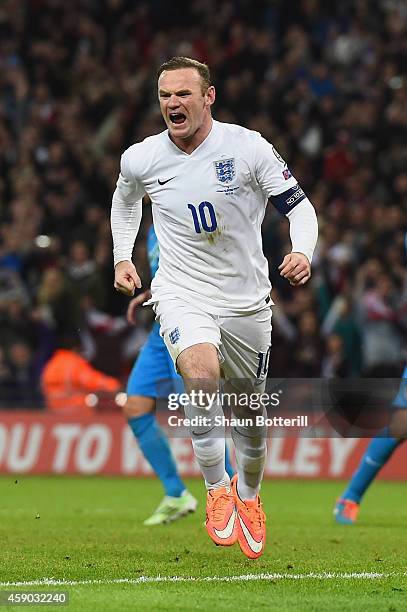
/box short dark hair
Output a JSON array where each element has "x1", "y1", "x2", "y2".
[{"x1": 157, "y1": 57, "x2": 211, "y2": 93}]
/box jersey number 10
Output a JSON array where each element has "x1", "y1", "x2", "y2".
[{"x1": 187, "y1": 201, "x2": 217, "y2": 234}]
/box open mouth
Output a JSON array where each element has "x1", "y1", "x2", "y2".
[{"x1": 169, "y1": 113, "x2": 187, "y2": 125}]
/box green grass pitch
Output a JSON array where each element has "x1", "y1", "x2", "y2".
[{"x1": 0, "y1": 476, "x2": 406, "y2": 611}]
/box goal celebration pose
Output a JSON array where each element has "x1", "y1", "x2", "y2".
[{"x1": 111, "y1": 57, "x2": 318, "y2": 558}]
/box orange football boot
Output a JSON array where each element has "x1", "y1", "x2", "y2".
[
  {"x1": 231, "y1": 475, "x2": 266, "y2": 559},
  {"x1": 334, "y1": 498, "x2": 360, "y2": 525},
  {"x1": 205, "y1": 486, "x2": 238, "y2": 546}
]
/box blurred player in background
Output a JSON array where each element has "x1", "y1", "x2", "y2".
[
  {"x1": 42, "y1": 333, "x2": 121, "y2": 416},
  {"x1": 124, "y1": 225, "x2": 234, "y2": 525},
  {"x1": 334, "y1": 233, "x2": 407, "y2": 524},
  {"x1": 334, "y1": 371, "x2": 406, "y2": 524},
  {"x1": 112, "y1": 57, "x2": 318, "y2": 558}
]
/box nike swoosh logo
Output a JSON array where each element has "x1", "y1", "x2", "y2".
[
  {"x1": 238, "y1": 515, "x2": 263, "y2": 553},
  {"x1": 158, "y1": 177, "x2": 176, "y2": 185},
  {"x1": 192, "y1": 426, "x2": 215, "y2": 437},
  {"x1": 214, "y1": 510, "x2": 236, "y2": 539}
]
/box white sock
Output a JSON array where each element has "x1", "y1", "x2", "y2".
[
  {"x1": 205, "y1": 471, "x2": 230, "y2": 491},
  {"x1": 185, "y1": 398, "x2": 226, "y2": 487},
  {"x1": 232, "y1": 410, "x2": 267, "y2": 500},
  {"x1": 192, "y1": 435, "x2": 226, "y2": 487}
]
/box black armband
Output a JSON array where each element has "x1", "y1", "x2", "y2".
[{"x1": 269, "y1": 184, "x2": 306, "y2": 216}]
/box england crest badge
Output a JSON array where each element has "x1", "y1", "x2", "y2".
[{"x1": 214, "y1": 158, "x2": 236, "y2": 184}]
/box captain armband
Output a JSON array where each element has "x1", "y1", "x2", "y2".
[{"x1": 269, "y1": 184, "x2": 306, "y2": 216}]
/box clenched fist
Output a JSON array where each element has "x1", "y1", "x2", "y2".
[
  {"x1": 278, "y1": 252, "x2": 311, "y2": 286},
  {"x1": 114, "y1": 260, "x2": 142, "y2": 296}
]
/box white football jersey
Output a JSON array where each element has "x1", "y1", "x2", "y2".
[{"x1": 113, "y1": 120, "x2": 311, "y2": 315}]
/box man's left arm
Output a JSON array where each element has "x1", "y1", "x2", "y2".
[
  {"x1": 253, "y1": 133, "x2": 318, "y2": 286},
  {"x1": 278, "y1": 199, "x2": 318, "y2": 286}
]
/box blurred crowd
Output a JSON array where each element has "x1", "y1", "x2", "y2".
[{"x1": 0, "y1": 0, "x2": 406, "y2": 407}]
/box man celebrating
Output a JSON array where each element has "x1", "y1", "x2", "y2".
[{"x1": 111, "y1": 57, "x2": 318, "y2": 558}]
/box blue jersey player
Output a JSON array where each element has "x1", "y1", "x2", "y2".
[
  {"x1": 334, "y1": 369, "x2": 406, "y2": 524},
  {"x1": 334, "y1": 236, "x2": 407, "y2": 524},
  {"x1": 123, "y1": 225, "x2": 234, "y2": 525}
]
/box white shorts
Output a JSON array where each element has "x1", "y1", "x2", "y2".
[{"x1": 153, "y1": 296, "x2": 272, "y2": 383}]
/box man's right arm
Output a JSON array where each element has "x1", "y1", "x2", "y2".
[{"x1": 111, "y1": 149, "x2": 146, "y2": 295}]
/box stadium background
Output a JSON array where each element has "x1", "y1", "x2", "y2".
[{"x1": 0, "y1": 0, "x2": 406, "y2": 478}]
